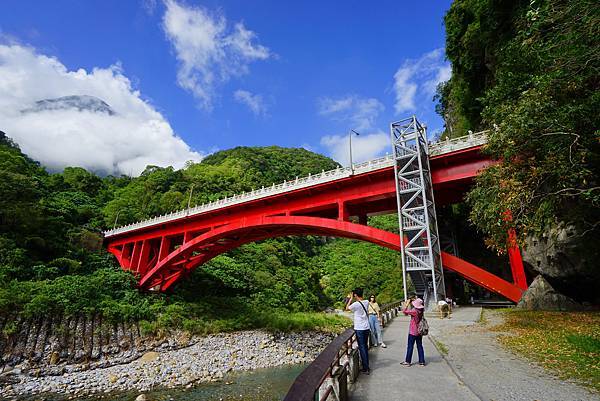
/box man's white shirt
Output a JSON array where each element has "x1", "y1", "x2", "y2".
[{"x1": 349, "y1": 300, "x2": 370, "y2": 330}]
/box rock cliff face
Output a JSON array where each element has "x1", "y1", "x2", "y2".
[
  {"x1": 0, "y1": 313, "x2": 189, "y2": 375},
  {"x1": 517, "y1": 275, "x2": 582, "y2": 311},
  {"x1": 521, "y1": 223, "x2": 600, "y2": 305}
]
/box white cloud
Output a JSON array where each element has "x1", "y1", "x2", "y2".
[
  {"x1": 162, "y1": 0, "x2": 271, "y2": 109},
  {"x1": 320, "y1": 131, "x2": 390, "y2": 166},
  {"x1": 393, "y1": 48, "x2": 451, "y2": 114},
  {"x1": 424, "y1": 64, "x2": 451, "y2": 95},
  {"x1": 233, "y1": 89, "x2": 267, "y2": 116},
  {"x1": 0, "y1": 44, "x2": 203, "y2": 176},
  {"x1": 141, "y1": 0, "x2": 158, "y2": 15},
  {"x1": 318, "y1": 95, "x2": 384, "y2": 131}
]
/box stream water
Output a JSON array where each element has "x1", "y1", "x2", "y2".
[{"x1": 22, "y1": 364, "x2": 305, "y2": 401}]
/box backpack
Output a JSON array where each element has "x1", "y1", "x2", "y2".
[{"x1": 417, "y1": 313, "x2": 429, "y2": 336}]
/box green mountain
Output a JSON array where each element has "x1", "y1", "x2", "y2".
[{"x1": 0, "y1": 132, "x2": 402, "y2": 332}]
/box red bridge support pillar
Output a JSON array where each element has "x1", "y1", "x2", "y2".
[
  {"x1": 137, "y1": 239, "x2": 151, "y2": 273},
  {"x1": 338, "y1": 201, "x2": 349, "y2": 222},
  {"x1": 158, "y1": 236, "x2": 171, "y2": 262},
  {"x1": 130, "y1": 241, "x2": 142, "y2": 272},
  {"x1": 508, "y1": 229, "x2": 528, "y2": 291},
  {"x1": 503, "y1": 211, "x2": 528, "y2": 291}
]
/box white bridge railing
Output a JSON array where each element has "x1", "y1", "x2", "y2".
[{"x1": 103, "y1": 131, "x2": 487, "y2": 238}]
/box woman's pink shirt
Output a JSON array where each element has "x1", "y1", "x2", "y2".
[{"x1": 402, "y1": 307, "x2": 422, "y2": 336}]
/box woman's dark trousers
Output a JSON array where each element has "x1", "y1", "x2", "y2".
[
  {"x1": 355, "y1": 329, "x2": 370, "y2": 371},
  {"x1": 405, "y1": 334, "x2": 425, "y2": 364}
]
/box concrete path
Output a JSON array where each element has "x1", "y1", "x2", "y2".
[
  {"x1": 431, "y1": 308, "x2": 598, "y2": 401},
  {"x1": 350, "y1": 307, "x2": 598, "y2": 401},
  {"x1": 350, "y1": 312, "x2": 480, "y2": 401}
]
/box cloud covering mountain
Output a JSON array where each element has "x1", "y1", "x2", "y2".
[
  {"x1": 0, "y1": 44, "x2": 203, "y2": 176},
  {"x1": 21, "y1": 95, "x2": 116, "y2": 116}
]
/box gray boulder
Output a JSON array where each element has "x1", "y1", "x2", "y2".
[
  {"x1": 522, "y1": 223, "x2": 600, "y2": 303},
  {"x1": 517, "y1": 275, "x2": 581, "y2": 311}
]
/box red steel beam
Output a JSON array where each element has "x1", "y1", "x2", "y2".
[
  {"x1": 135, "y1": 216, "x2": 523, "y2": 302},
  {"x1": 441, "y1": 253, "x2": 523, "y2": 303},
  {"x1": 107, "y1": 147, "x2": 523, "y2": 300},
  {"x1": 106, "y1": 148, "x2": 492, "y2": 246},
  {"x1": 504, "y1": 211, "x2": 528, "y2": 290}
]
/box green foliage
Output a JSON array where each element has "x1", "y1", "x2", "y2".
[
  {"x1": 439, "y1": 0, "x2": 600, "y2": 250},
  {"x1": 177, "y1": 237, "x2": 328, "y2": 311},
  {"x1": 138, "y1": 300, "x2": 350, "y2": 337},
  {"x1": 199, "y1": 146, "x2": 340, "y2": 188},
  {"x1": 2, "y1": 321, "x2": 17, "y2": 337},
  {"x1": 313, "y1": 214, "x2": 403, "y2": 307},
  {"x1": 0, "y1": 267, "x2": 158, "y2": 321},
  {"x1": 103, "y1": 146, "x2": 340, "y2": 227},
  {"x1": 316, "y1": 239, "x2": 403, "y2": 307},
  {"x1": 566, "y1": 334, "x2": 600, "y2": 355},
  {"x1": 0, "y1": 134, "x2": 401, "y2": 332}
]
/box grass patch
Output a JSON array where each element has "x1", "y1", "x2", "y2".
[
  {"x1": 137, "y1": 297, "x2": 351, "y2": 337},
  {"x1": 494, "y1": 310, "x2": 600, "y2": 392},
  {"x1": 433, "y1": 338, "x2": 449, "y2": 356},
  {"x1": 141, "y1": 311, "x2": 350, "y2": 337},
  {"x1": 252, "y1": 311, "x2": 351, "y2": 333},
  {"x1": 140, "y1": 312, "x2": 352, "y2": 337}
]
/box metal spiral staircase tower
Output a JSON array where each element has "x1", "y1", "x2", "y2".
[{"x1": 391, "y1": 116, "x2": 446, "y2": 305}]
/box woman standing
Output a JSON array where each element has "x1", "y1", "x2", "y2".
[
  {"x1": 400, "y1": 297, "x2": 425, "y2": 366},
  {"x1": 368, "y1": 295, "x2": 386, "y2": 348}
]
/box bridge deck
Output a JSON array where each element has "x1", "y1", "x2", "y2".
[
  {"x1": 104, "y1": 132, "x2": 488, "y2": 238},
  {"x1": 101, "y1": 130, "x2": 525, "y2": 299},
  {"x1": 350, "y1": 309, "x2": 481, "y2": 401}
]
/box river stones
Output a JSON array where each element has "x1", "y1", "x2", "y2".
[
  {"x1": 1, "y1": 329, "x2": 337, "y2": 398},
  {"x1": 140, "y1": 351, "x2": 159, "y2": 362}
]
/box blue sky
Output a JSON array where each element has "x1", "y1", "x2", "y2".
[{"x1": 0, "y1": 0, "x2": 452, "y2": 175}]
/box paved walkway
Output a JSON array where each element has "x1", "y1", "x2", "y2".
[
  {"x1": 350, "y1": 310, "x2": 480, "y2": 401},
  {"x1": 431, "y1": 308, "x2": 598, "y2": 401},
  {"x1": 350, "y1": 307, "x2": 597, "y2": 401}
]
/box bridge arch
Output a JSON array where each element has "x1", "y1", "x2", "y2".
[{"x1": 138, "y1": 216, "x2": 523, "y2": 302}]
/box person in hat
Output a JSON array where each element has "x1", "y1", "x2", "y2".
[{"x1": 400, "y1": 297, "x2": 426, "y2": 366}]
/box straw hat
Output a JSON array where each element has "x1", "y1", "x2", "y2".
[{"x1": 412, "y1": 298, "x2": 425, "y2": 309}]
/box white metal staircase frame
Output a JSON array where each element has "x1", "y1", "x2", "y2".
[{"x1": 390, "y1": 116, "x2": 446, "y2": 304}]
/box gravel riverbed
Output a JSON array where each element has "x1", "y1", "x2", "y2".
[{"x1": 0, "y1": 330, "x2": 335, "y2": 399}]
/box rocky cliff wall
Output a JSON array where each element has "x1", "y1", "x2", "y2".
[
  {"x1": 0, "y1": 314, "x2": 190, "y2": 376},
  {"x1": 522, "y1": 223, "x2": 600, "y2": 304}
]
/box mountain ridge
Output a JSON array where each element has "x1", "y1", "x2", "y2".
[{"x1": 21, "y1": 95, "x2": 116, "y2": 115}]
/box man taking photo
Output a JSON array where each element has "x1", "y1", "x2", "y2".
[{"x1": 345, "y1": 288, "x2": 371, "y2": 374}]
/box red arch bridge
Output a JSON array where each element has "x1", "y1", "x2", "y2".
[{"x1": 104, "y1": 126, "x2": 528, "y2": 303}]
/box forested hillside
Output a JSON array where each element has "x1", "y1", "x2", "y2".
[
  {"x1": 437, "y1": 0, "x2": 599, "y2": 301},
  {"x1": 0, "y1": 131, "x2": 402, "y2": 334}
]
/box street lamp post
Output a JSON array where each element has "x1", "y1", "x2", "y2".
[
  {"x1": 113, "y1": 209, "x2": 122, "y2": 230},
  {"x1": 186, "y1": 184, "x2": 195, "y2": 216},
  {"x1": 349, "y1": 129, "x2": 360, "y2": 174}
]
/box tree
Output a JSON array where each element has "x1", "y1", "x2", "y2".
[{"x1": 439, "y1": 0, "x2": 600, "y2": 250}]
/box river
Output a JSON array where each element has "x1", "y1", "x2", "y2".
[{"x1": 21, "y1": 364, "x2": 305, "y2": 401}]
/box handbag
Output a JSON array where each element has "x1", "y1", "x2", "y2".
[{"x1": 417, "y1": 313, "x2": 429, "y2": 336}]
